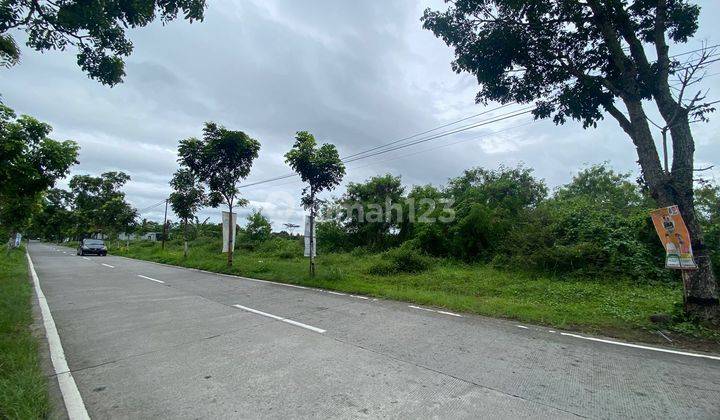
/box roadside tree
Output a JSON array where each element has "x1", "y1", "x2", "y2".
[
  {"x1": 0, "y1": 105, "x2": 78, "y2": 246},
  {"x1": 423, "y1": 0, "x2": 720, "y2": 320},
  {"x1": 285, "y1": 131, "x2": 345, "y2": 276},
  {"x1": 169, "y1": 168, "x2": 206, "y2": 258},
  {"x1": 178, "y1": 122, "x2": 260, "y2": 267}
]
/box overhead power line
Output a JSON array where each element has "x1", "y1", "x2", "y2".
[
  {"x1": 341, "y1": 102, "x2": 518, "y2": 160},
  {"x1": 342, "y1": 107, "x2": 535, "y2": 164},
  {"x1": 238, "y1": 104, "x2": 534, "y2": 190}
]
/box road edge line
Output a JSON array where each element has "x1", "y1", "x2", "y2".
[
  {"x1": 559, "y1": 332, "x2": 720, "y2": 361},
  {"x1": 26, "y1": 250, "x2": 91, "y2": 420}
]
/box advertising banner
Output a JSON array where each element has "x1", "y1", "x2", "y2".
[
  {"x1": 222, "y1": 211, "x2": 237, "y2": 253},
  {"x1": 304, "y1": 215, "x2": 316, "y2": 258},
  {"x1": 650, "y1": 205, "x2": 697, "y2": 270}
]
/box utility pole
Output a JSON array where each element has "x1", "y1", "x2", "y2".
[{"x1": 161, "y1": 199, "x2": 168, "y2": 250}]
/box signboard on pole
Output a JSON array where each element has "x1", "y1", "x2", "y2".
[
  {"x1": 650, "y1": 205, "x2": 697, "y2": 269},
  {"x1": 304, "y1": 215, "x2": 316, "y2": 258},
  {"x1": 222, "y1": 211, "x2": 237, "y2": 253},
  {"x1": 13, "y1": 233, "x2": 21, "y2": 247}
]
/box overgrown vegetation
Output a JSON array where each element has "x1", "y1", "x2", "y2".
[
  {"x1": 0, "y1": 247, "x2": 49, "y2": 418},
  {"x1": 316, "y1": 163, "x2": 707, "y2": 284}
]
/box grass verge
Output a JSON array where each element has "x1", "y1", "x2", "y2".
[
  {"x1": 0, "y1": 246, "x2": 49, "y2": 418},
  {"x1": 107, "y1": 239, "x2": 720, "y2": 350}
]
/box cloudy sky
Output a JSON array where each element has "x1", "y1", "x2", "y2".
[{"x1": 2, "y1": 0, "x2": 719, "y2": 228}]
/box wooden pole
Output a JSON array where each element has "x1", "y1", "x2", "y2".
[{"x1": 161, "y1": 199, "x2": 168, "y2": 250}]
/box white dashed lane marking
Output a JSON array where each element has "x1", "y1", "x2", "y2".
[
  {"x1": 233, "y1": 304, "x2": 326, "y2": 334},
  {"x1": 101, "y1": 263, "x2": 114, "y2": 268},
  {"x1": 138, "y1": 275, "x2": 165, "y2": 284}
]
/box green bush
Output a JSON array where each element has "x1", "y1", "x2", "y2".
[
  {"x1": 255, "y1": 238, "x2": 302, "y2": 259},
  {"x1": 368, "y1": 244, "x2": 431, "y2": 275}
]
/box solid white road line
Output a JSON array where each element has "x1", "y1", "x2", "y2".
[
  {"x1": 560, "y1": 332, "x2": 720, "y2": 361},
  {"x1": 101, "y1": 263, "x2": 114, "y2": 268},
  {"x1": 26, "y1": 252, "x2": 90, "y2": 420},
  {"x1": 138, "y1": 275, "x2": 165, "y2": 284},
  {"x1": 326, "y1": 291, "x2": 347, "y2": 296},
  {"x1": 409, "y1": 305, "x2": 464, "y2": 318},
  {"x1": 437, "y1": 310, "x2": 462, "y2": 317},
  {"x1": 233, "y1": 304, "x2": 326, "y2": 334}
]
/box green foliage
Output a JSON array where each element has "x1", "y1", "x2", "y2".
[
  {"x1": 169, "y1": 168, "x2": 206, "y2": 222},
  {"x1": 1, "y1": 0, "x2": 206, "y2": 85},
  {"x1": 68, "y1": 171, "x2": 137, "y2": 238},
  {"x1": 368, "y1": 244, "x2": 432, "y2": 275},
  {"x1": 421, "y1": 0, "x2": 700, "y2": 128},
  {"x1": 242, "y1": 209, "x2": 272, "y2": 245},
  {"x1": 178, "y1": 122, "x2": 260, "y2": 211},
  {"x1": 284, "y1": 131, "x2": 345, "y2": 210},
  {"x1": 0, "y1": 105, "x2": 78, "y2": 239},
  {"x1": 695, "y1": 180, "x2": 720, "y2": 272},
  {"x1": 340, "y1": 173, "x2": 405, "y2": 249}
]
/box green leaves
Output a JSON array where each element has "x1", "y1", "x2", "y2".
[
  {"x1": 169, "y1": 168, "x2": 205, "y2": 222},
  {"x1": 421, "y1": 0, "x2": 701, "y2": 127},
  {"x1": 178, "y1": 122, "x2": 260, "y2": 210},
  {"x1": 0, "y1": 105, "x2": 78, "y2": 235},
  {"x1": 68, "y1": 171, "x2": 137, "y2": 237},
  {"x1": 284, "y1": 131, "x2": 345, "y2": 210},
  {"x1": 2, "y1": 0, "x2": 207, "y2": 85}
]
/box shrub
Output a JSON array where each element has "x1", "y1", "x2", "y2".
[
  {"x1": 255, "y1": 238, "x2": 302, "y2": 259},
  {"x1": 368, "y1": 244, "x2": 431, "y2": 275}
]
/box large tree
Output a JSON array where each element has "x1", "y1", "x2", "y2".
[
  {"x1": 0, "y1": 0, "x2": 206, "y2": 85},
  {"x1": 169, "y1": 167, "x2": 205, "y2": 258},
  {"x1": 285, "y1": 131, "x2": 345, "y2": 276},
  {"x1": 68, "y1": 171, "x2": 137, "y2": 239},
  {"x1": 423, "y1": 0, "x2": 719, "y2": 320},
  {"x1": 178, "y1": 122, "x2": 260, "y2": 267},
  {"x1": 0, "y1": 105, "x2": 78, "y2": 245}
]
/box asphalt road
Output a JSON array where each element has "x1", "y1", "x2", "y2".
[{"x1": 28, "y1": 242, "x2": 720, "y2": 419}]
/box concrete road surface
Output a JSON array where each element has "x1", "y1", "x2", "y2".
[{"x1": 27, "y1": 242, "x2": 720, "y2": 419}]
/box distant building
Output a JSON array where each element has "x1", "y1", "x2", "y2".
[
  {"x1": 142, "y1": 232, "x2": 162, "y2": 241},
  {"x1": 118, "y1": 232, "x2": 138, "y2": 241}
]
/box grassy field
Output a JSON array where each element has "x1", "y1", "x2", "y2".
[
  {"x1": 107, "y1": 238, "x2": 720, "y2": 348},
  {"x1": 0, "y1": 246, "x2": 49, "y2": 419}
]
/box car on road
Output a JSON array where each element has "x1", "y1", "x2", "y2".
[{"x1": 77, "y1": 239, "x2": 108, "y2": 256}]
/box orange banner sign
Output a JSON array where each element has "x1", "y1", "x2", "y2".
[{"x1": 650, "y1": 205, "x2": 697, "y2": 270}]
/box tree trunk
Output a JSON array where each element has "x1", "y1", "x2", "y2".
[
  {"x1": 183, "y1": 218, "x2": 188, "y2": 259},
  {"x1": 621, "y1": 98, "x2": 719, "y2": 321},
  {"x1": 673, "y1": 187, "x2": 719, "y2": 319},
  {"x1": 227, "y1": 204, "x2": 233, "y2": 267},
  {"x1": 309, "y1": 190, "x2": 316, "y2": 277}
]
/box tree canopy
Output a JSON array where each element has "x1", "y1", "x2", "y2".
[
  {"x1": 0, "y1": 0, "x2": 206, "y2": 85},
  {"x1": 68, "y1": 171, "x2": 137, "y2": 238},
  {"x1": 285, "y1": 131, "x2": 345, "y2": 210},
  {"x1": 422, "y1": 0, "x2": 720, "y2": 320},
  {"x1": 0, "y1": 105, "x2": 78, "y2": 240}
]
